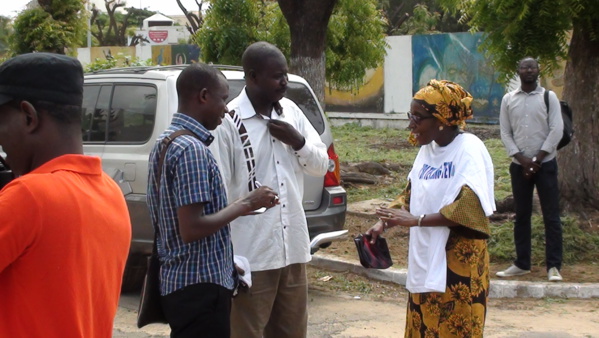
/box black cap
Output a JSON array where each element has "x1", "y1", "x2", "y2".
[{"x1": 0, "y1": 53, "x2": 84, "y2": 107}]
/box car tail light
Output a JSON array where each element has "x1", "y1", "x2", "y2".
[{"x1": 324, "y1": 144, "x2": 341, "y2": 187}]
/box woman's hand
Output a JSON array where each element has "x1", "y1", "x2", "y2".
[
  {"x1": 365, "y1": 219, "x2": 385, "y2": 244},
  {"x1": 376, "y1": 206, "x2": 418, "y2": 228}
]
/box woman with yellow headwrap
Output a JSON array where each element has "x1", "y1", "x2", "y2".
[{"x1": 366, "y1": 80, "x2": 496, "y2": 337}]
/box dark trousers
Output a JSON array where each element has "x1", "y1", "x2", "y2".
[
  {"x1": 510, "y1": 159, "x2": 562, "y2": 271},
  {"x1": 161, "y1": 283, "x2": 233, "y2": 338}
]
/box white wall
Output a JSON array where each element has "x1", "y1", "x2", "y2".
[
  {"x1": 77, "y1": 48, "x2": 91, "y2": 66},
  {"x1": 383, "y1": 35, "x2": 413, "y2": 114}
]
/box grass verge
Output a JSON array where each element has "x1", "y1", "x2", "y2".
[{"x1": 332, "y1": 123, "x2": 599, "y2": 267}]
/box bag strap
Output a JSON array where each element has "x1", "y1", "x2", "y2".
[
  {"x1": 226, "y1": 109, "x2": 259, "y2": 192},
  {"x1": 154, "y1": 129, "x2": 201, "y2": 250},
  {"x1": 544, "y1": 89, "x2": 550, "y2": 114}
]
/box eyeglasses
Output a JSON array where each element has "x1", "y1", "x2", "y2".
[{"x1": 407, "y1": 112, "x2": 435, "y2": 124}]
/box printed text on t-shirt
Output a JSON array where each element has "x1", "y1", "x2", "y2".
[{"x1": 418, "y1": 162, "x2": 455, "y2": 180}]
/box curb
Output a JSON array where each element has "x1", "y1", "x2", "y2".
[{"x1": 310, "y1": 253, "x2": 599, "y2": 299}]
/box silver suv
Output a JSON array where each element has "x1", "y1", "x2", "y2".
[{"x1": 82, "y1": 65, "x2": 347, "y2": 291}]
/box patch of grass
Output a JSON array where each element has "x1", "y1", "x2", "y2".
[
  {"x1": 489, "y1": 215, "x2": 599, "y2": 265},
  {"x1": 345, "y1": 179, "x2": 407, "y2": 203},
  {"x1": 483, "y1": 138, "x2": 513, "y2": 202},
  {"x1": 332, "y1": 123, "x2": 418, "y2": 164},
  {"x1": 332, "y1": 123, "x2": 513, "y2": 202},
  {"x1": 310, "y1": 269, "x2": 373, "y2": 294}
]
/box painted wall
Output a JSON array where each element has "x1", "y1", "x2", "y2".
[
  {"x1": 326, "y1": 33, "x2": 507, "y2": 123},
  {"x1": 412, "y1": 32, "x2": 505, "y2": 122}
]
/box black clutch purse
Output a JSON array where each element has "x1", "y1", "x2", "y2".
[{"x1": 354, "y1": 234, "x2": 393, "y2": 269}]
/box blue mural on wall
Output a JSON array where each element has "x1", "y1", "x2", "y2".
[{"x1": 412, "y1": 32, "x2": 505, "y2": 122}]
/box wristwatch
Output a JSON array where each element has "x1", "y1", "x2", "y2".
[{"x1": 532, "y1": 156, "x2": 539, "y2": 164}]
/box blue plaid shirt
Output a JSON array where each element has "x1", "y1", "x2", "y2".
[{"x1": 147, "y1": 113, "x2": 234, "y2": 295}]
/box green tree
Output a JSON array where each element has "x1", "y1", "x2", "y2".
[
  {"x1": 90, "y1": 1, "x2": 156, "y2": 46},
  {"x1": 396, "y1": 4, "x2": 440, "y2": 35},
  {"x1": 0, "y1": 16, "x2": 12, "y2": 56},
  {"x1": 278, "y1": 0, "x2": 339, "y2": 105},
  {"x1": 10, "y1": 0, "x2": 86, "y2": 54},
  {"x1": 195, "y1": 0, "x2": 260, "y2": 65},
  {"x1": 440, "y1": 0, "x2": 599, "y2": 209},
  {"x1": 256, "y1": 1, "x2": 290, "y2": 58},
  {"x1": 325, "y1": 0, "x2": 388, "y2": 91},
  {"x1": 379, "y1": 0, "x2": 468, "y2": 35},
  {"x1": 197, "y1": 0, "x2": 387, "y2": 103}
]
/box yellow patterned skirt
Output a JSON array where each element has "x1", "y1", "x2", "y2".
[{"x1": 404, "y1": 231, "x2": 489, "y2": 338}]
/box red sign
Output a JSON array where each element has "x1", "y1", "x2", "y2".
[{"x1": 148, "y1": 30, "x2": 169, "y2": 43}]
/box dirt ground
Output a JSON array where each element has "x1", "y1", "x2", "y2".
[
  {"x1": 325, "y1": 212, "x2": 599, "y2": 284},
  {"x1": 306, "y1": 266, "x2": 599, "y2": 337},
  {"x1": 115, "y1": 271, "x2": 599, "y2": 337}
]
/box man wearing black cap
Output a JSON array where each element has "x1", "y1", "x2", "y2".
[{"x1": 0, "y1": 53, "x2": 132, "y2": 336}]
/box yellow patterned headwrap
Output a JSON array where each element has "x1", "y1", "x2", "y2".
[{"x1": 413, "y1": 79, "x2": 473, "y2": 128}]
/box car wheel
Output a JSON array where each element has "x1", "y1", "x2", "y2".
[{"x1": 319, "y1": 242, "x2": 332, "y2": 249}]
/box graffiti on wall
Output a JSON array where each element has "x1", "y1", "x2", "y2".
[
  {"x1": 412, "y1": 32, "x2": 505, "y2": 122},
  {"x1": 152, "y1": 44, "x2": 200, "y2": 66}
]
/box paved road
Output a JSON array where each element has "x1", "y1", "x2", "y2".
[{"x1": 114, "y1": 290, "x2": 599, "y2": 337}]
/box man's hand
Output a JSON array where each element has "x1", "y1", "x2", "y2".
[
  {"x1": 267, "y1": 119, "x2": 305, "y2": 150},
  {"x1": 515, "y1": 153, "x2": 541, "y2": 179},
  {"x1": 241, "y1": 186, "x2": 279, "y2": 215}
]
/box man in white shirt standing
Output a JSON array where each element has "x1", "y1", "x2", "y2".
[
  {"x1": 497, "y1": 57, "x2": 564, "y2": 282},
  {"x1": 211, "y1": 41, "x2": 328, "y2": 338}
]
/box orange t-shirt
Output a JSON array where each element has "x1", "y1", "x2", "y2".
[{"x1": 0, "y1": 154, "x2": 132, "y2": 337}]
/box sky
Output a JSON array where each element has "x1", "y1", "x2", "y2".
[{"x1": 0, "y1": 0, "x2": 202, "y2": 18}]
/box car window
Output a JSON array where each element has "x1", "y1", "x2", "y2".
[
  {"x1": 227, "y1": 80, "x2": 325, "y2": 134},
  {"x1": 286, "y1": 82, "x2": 324, "y2": 134},
  {"x1": 108, "y1": 85, "x2": 157, "y2": 143},
  {"x1": 81, "y1": 85, "x2": 100, "y2": 141},
  {"x1": 82, "y1": 85, "x2": 112, "y2": 142},
  {"x1": 82, "y1": 84, "x2": 157, "y2": 143}
]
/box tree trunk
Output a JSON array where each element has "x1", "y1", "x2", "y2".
[
  {"x1": 558, "y1": 23, "x2": 599, "y2": 210},
  {"x1": 278, "y1": 0, "x2": 338, "y2": 107}
]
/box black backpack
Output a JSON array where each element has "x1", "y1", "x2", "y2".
[{"x1": 544, "y1": 90, "x2": 574, "y2": 150}]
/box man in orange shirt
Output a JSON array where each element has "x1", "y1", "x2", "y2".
[{"x1": 0, "y1": 53, "x2": 132, "y2": 337}]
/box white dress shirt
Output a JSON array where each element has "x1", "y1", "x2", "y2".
[
  {"x1": 499, "y1": 85, "x2": 563, "y2": 164},
  {"x1": 210, "y1": 88, "x2": 328, "y2": 271}
]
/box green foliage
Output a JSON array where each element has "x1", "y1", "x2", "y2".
[
  {"x1": 379, "y1": 0, "x2": 468, "y2": 35},
  {"x1": 195, "y1": 0, "x2": 260, "y2": 65},
  {"x1": 90, "y1": 6, "x2": 157, "y2": 46},
  {"x1": 84, "y1": 53, "x2": 154, "y2": 73},
  {"x1": 256, "y1": 2, "x2": 290, "y2": 58},
  {"x1": 195, "y1": 0, "x2": 387, "y2": 89},
  {"x1": 325, "y1": 0, "x2": 388, "y2": 90},
  {"x1": 438, "y1": 0, "x2": 599, "y2": 83},
  {"x1": 397, "y1": 4, "x2": 441, "y2": 35},
  {"x1": 10, "y1": 0, "x2": 86, "y2": 54},
  {"x1": 0, "y1": 16, "x2": 12, "y2": 56}
]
